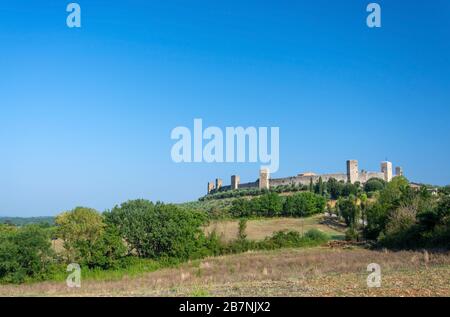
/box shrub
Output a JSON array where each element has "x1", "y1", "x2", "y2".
[
  {"x1": 256, "y1": 192, "x2": 284, "y2": 217},
  {"x1": 0, "y1": 225, "x2": 55, "y2": 283},
  {"x1": 304, "y1": 228, "x2": 328, "y2": 242},
  {"x1": 283, "y1": 192, "x2": 326, "y2": 217},
  {"x1": 230, "y1": 198, "x2": 253, "y2": 218},
  {"x1": 257, "y1": 229, "x2": 328, "y2": 250},
  {"x1": 237, "y1": 219, "x2": 247, "y2": 240},
  {"x1": 107, "y1": 200, "x2": 207, "y2": 260},
  {"x1": 345, "y1": 227, "x2": 360, "y2": 242}
]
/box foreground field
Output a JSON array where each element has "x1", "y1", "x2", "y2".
[
  {"x1": 1, "y1": 247, "x2": 449, "y2": 297},
  {"x1": 205, "y1": 215, "x2": 346, "y2": 242}
]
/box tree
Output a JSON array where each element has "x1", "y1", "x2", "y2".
[
  {"x1": 230, "y1": 198, "x2": 252, "y2": 218},
  {"x1": 256, "y1": 192, "x2": 283, "y2": 217},
  {"x1": 107, "y1": 200, "x2": 207, "y2": 259},
  {"x1": 309, "y1": 178, "x2": 314, "y2": 192},
  {"x1": 342, "y1": 183, "x2": 358, "y2": 197},
  {"x1": 378, "y1": 176, "x2": 411, "y2": 209},
  {"x1": 364, "y1": 178, "x2": 386, "y2": 193},
  {"x1": 77, "y1": 224, "x2": 127, "y2": 269},
  {"x1": 104, "y1": 200, "x2": 154, "y2": 256},
  {"x1": 237, "y1": 219, "x2": 248, "y2": 241},
  {"x1": 315, "y1": 177, "x2": 324, "y2": 196},
  {"x1": 55, "y1": 207, "x2": 105, "y2": 263},
  {"x1": 380, "y1": 203, "x2": 420, "y2": 248},
  {"x1": 337, "y1": 197, "x2": 360, "y2": 227},
  {"x1": 0, "y1": 225, "x2": 54, "y2": 283},
  {"x1": 359, "y1": 193, "x2": 368, "y2": 229},
  {"x1": 364, "y1": 203, "x2": 388, "y2": 240},
  {"x1": 327, "y1": 178, "x2": 343, "y2": 200},
  {"x1": 283, "y1": 192, "x2": 326, "y2": 217}
]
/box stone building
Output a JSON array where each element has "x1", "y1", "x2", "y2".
[{"x1": 206, "y1": 159, "x2": 403, "y2": 194}]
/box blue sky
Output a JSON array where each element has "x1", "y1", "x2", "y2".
[{"x1": 1, "y1": 1, "x2": 449, "y2": 216}]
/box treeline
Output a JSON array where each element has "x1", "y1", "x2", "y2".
[
  {"x1": 201, "y1": 177, "x2": 388, "y2": 202},
  {"x1": 230, "y1": 192, "x2": 326, "y2": 218},
  {"x1": 0, "y1": 200, "x2": 329, "y2": 284},
  {"x1": 0, "y1": 216, "x2": 55, "y2": 226},
  {"x1": 335, "y1": 177, "x2": 450, "y2": 249}
]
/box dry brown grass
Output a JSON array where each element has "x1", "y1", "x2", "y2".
[
  {"x1": 205, "y1": 215, "x2": 345, "y2": 242},
  {"x1": 1, "y1": 247, "x2": 449, "y2": 297}
]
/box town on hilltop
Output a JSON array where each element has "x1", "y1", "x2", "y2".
[{"x1": 207, "y1": 160, "x2": 403, "y2": 194}]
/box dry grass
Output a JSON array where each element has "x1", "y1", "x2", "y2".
[
  {"x1": 205, "y1": 215, "x2": 345, "y2": 242},
  {"x1": 1, "y1": 247, "x2": 449, "y2": 297}
]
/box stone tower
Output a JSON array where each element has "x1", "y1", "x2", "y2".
[
  {"x1": 215, "y1": 178, "x2": 223, "y2": 190},
  {"x1": 207, "y1": 182, "x2": 214, "y2": 194},
  {"x1": 231, "y1": 175, "x2": 240, "y2": 190},
  {"x1": 259, "y1": 169, "x2": 270, "y2": 190},
  {"x1": 395, "y1": 166, "x2": 403, "y2": 177},
  {"x1": 346, "y1": 160, "x2": 359, "y2": 184},
  {"x1": 381, "y1": 161, "x2": 393, "y2": 182}
]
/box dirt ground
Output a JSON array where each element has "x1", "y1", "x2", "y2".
[{"x1": 1, "y1": 247, "x2": 449, "y2": 297}]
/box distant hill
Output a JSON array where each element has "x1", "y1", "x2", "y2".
[{"x1": 0, "y1": 216, "x2": 55, "y2": 226}]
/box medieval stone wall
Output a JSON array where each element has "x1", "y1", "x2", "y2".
[{"x1": 206, "y1": 160, "x2": 402, "y2": 194}]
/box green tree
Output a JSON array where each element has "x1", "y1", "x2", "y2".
[
  {"x1": 365, "y1": 203, "x2": 388, "y2": 240},
  {"x1": 327, "y1": 178, "x2": 343, "y2": 200},
  {"x1": 364, "y1": 178, "x2": 386, "y2": 193},
  {"x1": 283, "y1": 192, "x2": 326, "y2": 217},
  {"x1": 237, "y1": 219, "x2": 248, "y2": 241},
  {"x1": 107, "y1": 200, "x2": 207, "y2": 259},
  {"x1": 0, "y1": 225, "x2": 54, "y2": 283},
  {"x1": 55, "y1": 207, "x2": 105, "y2": 263},
  {"x1": 75, "y1": 224, "x2": 127, "y2": 269},
  {"x1": 342, "y1": 183, "x2": 358, "y2": 197},
  {"x1": 256, "y1": 192, "x2": 283, "y2": 217},
  {"x1": 230, "y1": 198, "x2": 252, "y2": 218},
  {"x1": 309, "y1": 178, "x2": 314, "y2": 192},
  {"x1": 315, "y1": 177, "x2": 324, "y2": 196},
  {"x1": 337, "y1": 197, "x2": 360, "y2": 227}
]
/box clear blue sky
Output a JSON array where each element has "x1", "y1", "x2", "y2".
[{"x1": 1, "y1": 1, "x2": 449, "y2": 216}]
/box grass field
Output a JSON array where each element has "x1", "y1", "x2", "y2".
[
  {"x1": 1, "y1": 247, "x2": 449, "y2": 297},
  {"x1": 205, "y1": 215, "x2": 346, "y2": 242},
  {"x1": 2, "y1": 214, "x2": 447, "y2": 297}
]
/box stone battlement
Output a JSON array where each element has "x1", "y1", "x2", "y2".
[{"x1": 206, "y1": 159, "x2": 402, "y2": 194}]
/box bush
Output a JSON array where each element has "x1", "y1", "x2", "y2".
[
  {"x1": 257, "y1": 192, "x2": 283, "y2": 217},
  {"x1": 304, "y1": 228, "x2": 328, "y2": 242},
  {"x1": 283, "y1": 192, "x2": 326, "y2": 217},
  {"x1": 230, "y1": 193, "x2": 284, "y2": 218},
  {"x1": 237, "y1": 219, "x2": 247, "y2": 240},
  {"x1": 107, "y1": 200, "x2": 207, "y2": 260},
  {"x1": 0, "y1": 225, "x2": 55, "y2": 283},
  {"x1": 230, "y1": 198, "x2": 253, "y2": 218},
  {"x1": 364, "y1": 178, "x2": 386, "y2": 193},
  {"x1": 345, "y1": 227, "x2": 360, "y2": 242},
  {"x1": 257, "y1": 229, "x2": 328, "y2": 250}
]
